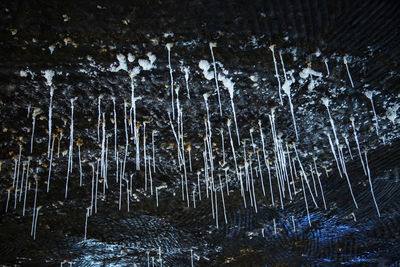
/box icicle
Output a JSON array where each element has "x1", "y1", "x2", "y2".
[
  {"x1": 27, "y1": 104, "x2": 31, "y2": 118},
  {"x1": 23, "y1": 157, "x2": 31, "y2": 216},
  {"x1": 338, "y1": 144, "x2": 359, "y2": 209},
  {"x1": 223, "y1": 167, "x2": 229, "y2": 196},
  {"x1": 19, "y1": 162, "x2": 25, "y2": 202},
  {"x1": 250, "y1": 159, "x2": 258, "y2": 213},
  {"x1": 101, "y1": 112, "x2": 107, "y2": 193},
  {"x1": 95, "y1": 159, "x2": 99, "y2": 214},
  {"x1": 238, "y1": 166, "x2": 247, "y2": 208},
  {"x1": 249, "y1": 128, "x2": 256, "y2": 155},
  {"x1": 292, "y1": 216, "x2": 296, "y2": 232},
  {"x1": 209, "y1": 42, "x2": 222, "y2": 116},
  {"x1": 279, "y1": 51, "x2": 287, "y2": 81},
  {"x1": 322, "y1": 97, "x2": 343, "y2": 176},
  {"x1": 11, "y1": 159, "x2": 17, "y2": 190},
  {"x1": 325, "y1": 132, "x2": 342, "y2": 177},
  {"x1": 31, "y1": 108, "x2": 41, "y2": 153},
  {"x1": 143, "y1": 121, "x2": 148, "y2": 192},
  {"x1": 286, "y1": 143, "x2": 296, "y2": 194},
  {"x1": 130, "y1": 174, "x2": 133, "y2": 196},
  {"x1": 309, "y1": 164, "x2": 318, "y2": 197},
  {"x1": 126, "y1": 178, "x2": 130, "y2": 212},
  {"x1": 187, "y1": 144, "x2": 192, "y2": 172},
  {"x1": 343, "y1": 134, "x2": 354, "y2": 160},
  {"x1": 293, "y1": 144, "x2": 318, "y2": 208},
  {"x1": 48, "y1": 86, "x2": 54, "y2": 157},
  {"x1": 282, "y1": 75, "x2": 299, "y2": 140},
  {"x1": 112, "y1": 97, "x2": 118, "y2": 181},
  {"x1": 324, "y1": 58, "x2": 330, "y2": 77},
  {"x1": 47, "y1": 134, "x2": 56, "y2": 192},
  {"x1": 190, "y1": 248, "x2": 194, "y2": 267},
  {"x1": 133, "y1": 122, "x2": 140, "y2": 170},
  {"x1": 5, "y1": 188, "x2": 11, "y2": 212},
  {"x1": 14, "y1": 145, "x2": 22, "y2": 209},
  {"x1": 343, "y1": 56, "x2": 354, "y2": 88},
  {"x1": 269, "y1": 45, "x2": 283, "y2": 105},
  {"x1": 122, "y1": 101, "x2": 130, "y2": 180},
  {"x1": 365, "y1": 151, "x2": 381, "y2": 217},
  {"x1": 313, "y1": 157, "x2": 327, "y2": 210},
  {"x1": 149, "y1": 157, "x2": 153, "y2": 196},
  {"x1": 97, "y1": 96, "x2": 102, "y2": 142},
  {"x1": 119, "y1": 160, "x2": 123, "y2": 211},
  {"x1": 192, "y1": 187, "x2": 196, "y2": 208},
  {"x1": 214, "y1": 178, "x2": 219, "y2": 228},
  {"x1": 90, "y1": 163, "x2": 95, "y2": 215},
  {"x1": 184, "y1": 67, "x2": 190, "y2": 99},
  {"x1": 269, "y1": 111, "x2": 285, "y2": 208},
  {"x1": 130, "y1": 73, "x2": 142, "y2": 156},
  {"x1": 256, "y1": 150, "x2": 266, "y2": 196},
  {"x1": 65, "y1": 97, "x2": 77, "y2": 199},
  {"x1": 156, "y1": 187, "x2": 159, "y2": 207},
  {"x1": 31, "y1": 178, "x2": 38, "y2": 236},
  {"x1": 33, "y1": 206, "x2": 41, "y2": 240},
  {"x1": 166, "y1": 43, "x2": 175, "y2": 120},
  {"x1": 197, "y1": 171, "x2": 202, "y2": 200},
  {"x1": 225, "y1": 84, "x2": 240, "y2": 146},
  {"x1": 84, "y1": 207, "x2": 90, "y2": 240},
  {"x1": 227, "y1": 119, "x2": 239, "y2": 183},
  {"x1": 77, "y1": 138, "x2": 83, "y2": 187},
  {"x1": 152, "y1": 130, "x2": 156, "y2": 172},
  {"x1": 300, "y1": 172, "x2": 311, "y2": 226},
  {"x1": 364, "y1": 90, "x2": 380, "y2": 136},
  {"x1": 259, "y1": 120, "x2": 274, "y2": 205},
  {"x1": 350, "y1": 116, "x2": 367, "y2": 175},
  {"x1": 219, "y1": 174, "x2": 228, "y2": 224},
  {"x1": 203, "y1": 95, "x2": 214, "y2": 178},
  {"x1": 203, "y1": 140, "x2": 209, "y2": 199}
]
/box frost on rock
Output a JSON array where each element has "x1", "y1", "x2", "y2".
[
  {"x1": 20, "y1": 70, "x2": 28, "y2": 77},
  {"x1": 249, "y1": 75, "x2": 258, "y2": 82},
  {"x1": 138, "y1": 52, "x2": 156, "y2": 71},
  {"x1": 386, "y1": 103, "x2": 399, "y2": 124},
  {"x1": 321, "y1": 97, "x2": 330, "y2": 107},
  {"x1": 199, "y1": 60, "x2": 214, "y2": 80},
  {"x1": 282, "y1": 79, "x2": 293, "y2": 96},
  {"x1": 129, "y1": 66, "x2": 141, "y2": 79},
  {"x1": 48, "y1": 45, "x2": 55, "y2": 55},
  {"x1": 127, "y1": 53, "x2": 135, "y2": 62},
  {"x1": 218, "y1": 74, "x2": 234, "y2": 98},
  {"x1": 138, "y1": 59, "x2": 152, "y2": 70},
  {"x1": 299, "y1": 66, "x2": 322, "y2": 79},
  {"x1": 43, "y1": 70, "x2": 55, "y2": 86},
  {"x1": 110, "y1": 54, "x2": 128, "y2": 72},
  {"x1": 147, "y1": 52, "x2": 156, "y2": 65}
]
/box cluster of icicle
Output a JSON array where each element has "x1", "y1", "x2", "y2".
[{"x1": 4, "y1": 41, "x2": 386, "y2": 257}]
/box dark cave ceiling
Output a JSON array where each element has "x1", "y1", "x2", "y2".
[{"x1": 1, "y1": 0, "x2": 400, "y2": 266}]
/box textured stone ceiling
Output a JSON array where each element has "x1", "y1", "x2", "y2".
[{"x1": 1, "y1": 0, "x2": 400, "y2": 266}]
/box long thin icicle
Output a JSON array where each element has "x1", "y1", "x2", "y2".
[
  {"x1": 343, "y1": 56, "x2": 354, "y2": 88},
  {"x1": 269, "y1": 45, "x2": 283, "y2": 105},
  {"x1": 47, "y1": 86, "x2": 54, "y2": 157},
  {"x1": 209, "y1": 42, "x2": 222, "y2": 116},
  {"x1": 65, "y1": 97, "x2": 77, "y2": 199},
  {"x1": 350, "y1": 116, "x2": 367, "y2": 175},
  {"x1": 166, "y1": 43, "x2": 175, "y2": 120},
  {"x1": 364, "y1": 91, "x2": 380, "y2": 136},
  {"x1": 282, "y1": 75, "x2": 299, "y2": 140},
  {"x1": 365, "y1": 151, "x2": 381, "y2": 217}
]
